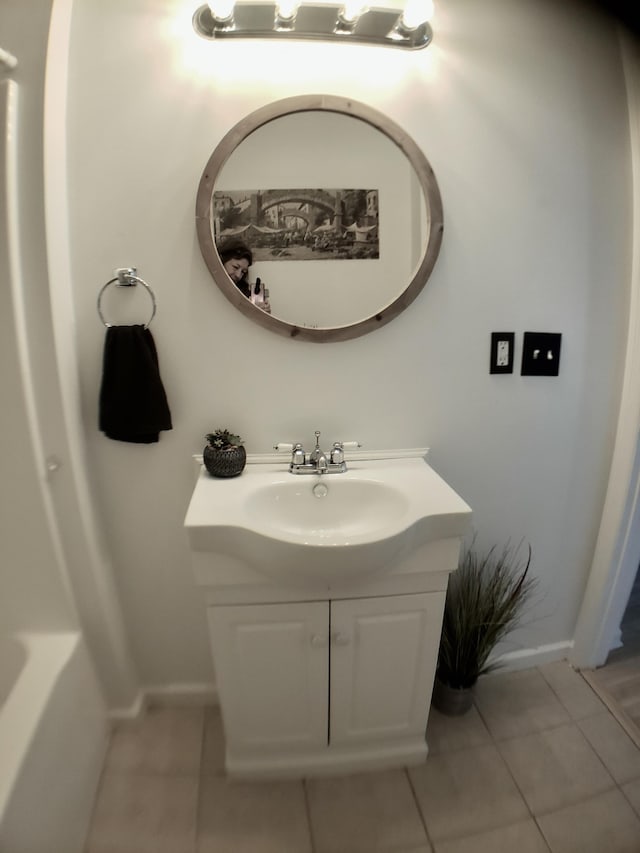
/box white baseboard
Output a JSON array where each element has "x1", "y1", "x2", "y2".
[
  {"x1": 105, "y1": 641, "x2": 577, "y2": 720},
  {"x1": 490, "y1": 640, "x2": 574, "y2": 673},
  {"x1": 107, "y1": 690, "x2": 146, "y2": 721},
  {"x1": 107, "y1": 683, "x2": 218, "y2": 721},
  {"x1": 106, "y1": 642, "x2": 574, "y2": 721},
  {"x1": 143, "y1": 682, "x2": 218, "y2": 707}
]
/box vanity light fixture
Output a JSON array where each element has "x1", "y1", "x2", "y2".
[
  {"x1": 334, "y1": 0, "x2": 368, "y2": 35},
  {"x1": 274, "y1": 0, "x2": 300, "y2": 29},
  {"x1": 388, "y1": 0, "x2": 433, "y2": 41},
  {"x1": 207, "y1": 0, "x2": 237, "y2": 29},
  {"x1": 193, "y1": 0, "x2": 433, "y2": 49}
]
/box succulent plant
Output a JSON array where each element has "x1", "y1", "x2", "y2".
[{"x1": 205, "y1": 428, "x2": 243, "y2": 449}]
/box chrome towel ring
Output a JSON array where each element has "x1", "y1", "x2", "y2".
[{"x1": 97, "y1": 267, "x2": 157, "y2": 329}]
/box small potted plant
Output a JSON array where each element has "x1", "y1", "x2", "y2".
[
  {"x1": 433, "y1": 538, "x2": 538, "y2": 715},
  {"x1": 203, "y1": 428, "x2": 246, "y2": 478}
]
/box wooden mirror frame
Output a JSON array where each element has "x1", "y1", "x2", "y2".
[{"x1": 195, "y1": 94, "x2": 443, "y2": 343}]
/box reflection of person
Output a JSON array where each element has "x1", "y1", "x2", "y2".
[
  {"x1": 217, "y1": 238, "x2": 253, "y2": 298},
  {"x1": 217, "y1": 237, "x2": 271, "y2": 314}
]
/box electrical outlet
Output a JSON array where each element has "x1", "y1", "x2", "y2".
[
  {"x1": 521, "y1": 332, "x2": 562, "y2": 376},
  {"x1": 490, "y1": 332, "x2": 515, "y2": 374}
]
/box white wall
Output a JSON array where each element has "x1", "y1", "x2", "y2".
[
  {"x1": 0, "y1": 0, "x2": 139, "y2": 709},
  {"x1": 60, "y1": 0, "x2": 632, "y2": 688},
  {"x1": 0, "y1": 0, "x2": 75, "y2": 634}
]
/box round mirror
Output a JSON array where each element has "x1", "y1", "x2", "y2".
[{"x1": 195, "y1": 95, "x2": 443, "y2": 342}]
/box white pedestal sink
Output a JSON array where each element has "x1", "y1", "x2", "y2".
[
  {"x1": 185, "y1": 454, "x2": 472, "y2": 584},
  {"x1": 184, "y1": 450, "x2": 472, "y2": 778}
]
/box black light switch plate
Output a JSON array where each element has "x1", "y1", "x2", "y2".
[
  {"x1": 490, "y1": 332, "x2": 515, "y2": 374},
  {"x1": 521, "y1": 332, "x2": 562, "y2": 376}
]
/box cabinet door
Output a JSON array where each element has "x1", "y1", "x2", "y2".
[
  {"x1": 329, "y1": 592, "x2": 444, "y2": 746},
  {"x1": 207, "y1": 602, "x2": 329, "y2": 753}
]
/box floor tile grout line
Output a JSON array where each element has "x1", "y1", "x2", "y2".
[
  {"x1": 536, "y1": 661, "x2": 593, "y2": 715},
  {"x1": 530, "y1": 816, "x2": 554, "y2": 853},
  {"x1": 535, "y1": 659, "x2": 635, "y2": 734},
  {"x1": 419, "y1": 731, "x2": 554, "y2": 853},
  {"x1": 82, "y1": 725, "x2": 117, "y2": 853},
  {"x1": 194, "y1": 707, "x2": 208, "y2": 853},
  {"x1": 471, "y1": 685, "x2": 620, "y2": 847},
  {"x1": 491, "y1": 727, "x2": 619, "y2": 816},
  {"x1": 302, "y1": 778, "x2": 318, "y2": 853},
  {"x1": 472, "y1": 661, "x2": 634, "y2": 747},
  {"x1": 574, "y1": 715, "x2": 640, "y2": 788},
  {"x1": 472, "y1": 666, "x2": 572, "y2": 744},
  {"x1": 94, "y1": 767, "x2": 207, "y2": 780},
  {"x1": 469, "y1": 698, "x2": 491, "y2": 740},
  {"x1": 535, "y1": 663, "x2": 640, "y2": 789},
  {"x1": 580, "y1": 668, "x2": 640, "y2": 749},
  {"x1": 86, "y1": 682, "x2": 639, "y2": 852},
  {"x1": 620, "y1": 778, "x2": 640, "y2": 820},
  {"x1": 472, "y1": 697, "x2": 545, "y2": 833},
  {"x1": 404, "y1": 766, "x2": 435, "y2": 851},
  {"x1": 470, "y1": 714, "x2": 575, "y2": 746},
  {"x1": 565, "y1": 687, "x2": 640, "y2": 790},
  {"x1": 533, "y1": 786, "x2": 640, "y2": 839},
  {"x1": 485, "y1": 694, "x2": 623, "y2": 814}
]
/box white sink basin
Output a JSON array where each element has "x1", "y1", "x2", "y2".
[
  {"x1": 245, "y1": 478, "x2": 410, "y2": 541},
  {"x1": 184, "y1": 455, "x2": 472, "y2": 584}
]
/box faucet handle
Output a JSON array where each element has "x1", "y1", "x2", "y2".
[
  {"x1": 330, "y1": 442, "x2": 344, "y2": 464},
  {"x1": 330, "y1": 441, "x2": 361, "y2": 465},
  {"x1": 275, "y1": 442, "x2": 306, "y2": 465}
]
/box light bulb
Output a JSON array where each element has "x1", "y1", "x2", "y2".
[
  {"x1": 208, "y1": 0, "x2": 235, "y2": 21},
  {"x1": 340, "y1": 0, "x2": 368, "y2": 23},
  {"x1": 276, "y1": 0, "x2": 300, "y2": 19},
  {"x1": 400, "y1": 0, "x2": 434, "y2": 30}
]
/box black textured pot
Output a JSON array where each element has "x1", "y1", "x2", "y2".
[
  {"x1": 431, "y1": 676, "x2": 475, "y2": 716},
  {"x1": 203, "y1": 444, "x2": 246, "y2": 478}
]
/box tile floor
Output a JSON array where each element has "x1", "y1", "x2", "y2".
[
  {"x1": 84, "y1": 661, "x2": 640, "y2": 853},
  {"x1": 587, "y1": 655, "x2": 640, "y2": 740}
]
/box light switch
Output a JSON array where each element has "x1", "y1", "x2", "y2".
[{"x1": 521, "y1": 332, "x2": 562, "y2": 376}]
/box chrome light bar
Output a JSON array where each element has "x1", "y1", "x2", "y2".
[{"x1": 192, "y1": 2, "x2": 433, "y2": 50}]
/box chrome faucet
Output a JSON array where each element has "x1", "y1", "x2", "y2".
[
  {"x1": 308, "y1": 432, "x2": 328, "y2": 473},
  {"x1": 284, "y1": 431, "x2": 360, "y2": 475}
]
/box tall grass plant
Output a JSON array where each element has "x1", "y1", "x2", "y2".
[{"x1": 437, "y1": 540, "x2": 538, "y2": 690}]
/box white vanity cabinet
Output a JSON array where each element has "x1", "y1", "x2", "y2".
[
  {"x1": 184, "y1": 453, "x2": 473, "y2": 778},
  {"x1": 207, "y1": 601, "x2": 329, "y2": 755},
  {"x1": 329, "y1": 593, "x2": 444, "y2": 747},
  {"x1": 206, "y1": 590, "x2": 445, "y2": 777}
]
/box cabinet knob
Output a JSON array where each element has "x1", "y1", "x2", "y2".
[
  {"x1": 310, "y1": 634, "x2": 328, "y2": 648},
  {"x1": 332, "y1": 631, "x2": 351, "y2": 646}
]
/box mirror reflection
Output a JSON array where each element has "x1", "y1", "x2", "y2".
[
  {"x1": 196, "y1": 96, "x2": 443, "y2": 342},
  {"x1": 218, "y1": 237, "x2": 272, "y2": 314}
]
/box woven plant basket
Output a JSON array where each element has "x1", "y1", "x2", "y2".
[{"x1": 203, "y1": 444, "x2": 246, "y2": 478}]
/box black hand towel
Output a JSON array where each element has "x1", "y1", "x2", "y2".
[{"x1": 99, "y1": 324, "x2": 172, "y2": 443}]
